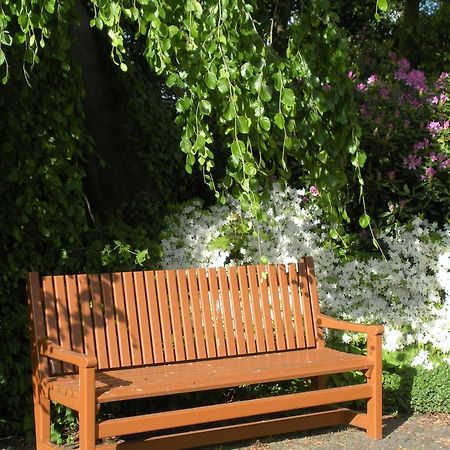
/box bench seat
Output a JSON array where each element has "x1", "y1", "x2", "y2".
[{"x1": 45, "y1": 348, "x2": 373, "y2": 403}]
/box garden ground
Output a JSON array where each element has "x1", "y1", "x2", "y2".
[{"x1": 1, "y1": 414, "x2": 448, "y2": 449}]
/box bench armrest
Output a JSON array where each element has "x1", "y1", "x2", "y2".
[
  {"x1": 38, "y1": 338, "x2": 97, "y2": 368},
  {"x1": 316, "y1": 313, "x2": 384, "y2": 336}
]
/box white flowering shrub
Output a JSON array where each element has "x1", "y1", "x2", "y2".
[{"x1": 160, "y1": 184, "x2": 450, "y2": 367}]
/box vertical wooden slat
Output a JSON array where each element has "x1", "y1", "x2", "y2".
[
  {"x1": 65, "y1": 275, "x2": 83, "y2": 355},
  {"x1": 247, "y1": 266, "x2": 265, "y2": 352},
  {"x1": 217, "y1": 267, "x2": 237, "y2": 356},
  {"x1": 227, "y1": 266, "x2": 246, "y2": 354},
  {"x1": 166, "y1": 270, "x2": 186, "y2": 361},
  {"x1": 77, "y1": 275, "x2": 96, "y2": 364},
  {"x1": 155, "y1": 271, "x2": 175, "y2": 362},
  {"x1": 88, "y1": 274, "x2": 109, "y2": 369},
  {"x1": 144, "y1": 272, "x2": 164, "y2": 363},
  {"x1": 304, "y1": 256, "x2": 322, "y2": 348},
  {"x1": 197, "y1": 269, "x2": 217, "y2": 358},
  {"x1": 187, "y1": 269, "x2": 207, "y2": 359},
  {"x1": 299, "y1": 260, "x2": 316, "y2": 347},
  {"x1": 42, "y1": 276, "x2": 62, "y2": 374},
  {"x1": 237, "y1": 266, "x2": 256, "y2": 354},
  {"x1": 133, "y1": 272, "x2": 153, "y2": 365},
  {"x1": 267, "y1": 265, "x2": 286, "y2": 351},
  {"x1": 110, "y1": 273, "x2": 132, "y2": 367},
  {"x1": 256, "y1": 266, "x2": 276, "y2": 352},
  {"x1": 53, "y1": 276, "x2": 73, "y2": 372},
  {"x1": 100, "y1": 273, "x2": 121, "y2": 368},
  {"x1": 288, "y1": 263, "x2": 307, "y2": 349},
  {"x1": 123, "y1": 272, "x2": 143, "y2": 366},
  {"x1": 207, "y1": 268, "x2": 226, "y2": 357},
  {"x1": 277, "y1": 265, "x2": 296, "y2": 350},
  {"x1": 176, "y1": 270, "x2": 196, "y2": 360}
]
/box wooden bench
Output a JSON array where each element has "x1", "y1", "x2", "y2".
[{"x1": 27, "y1": 256, "x2": 384, "y2": 450}]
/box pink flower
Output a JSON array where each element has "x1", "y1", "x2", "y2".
[
  {"x1": 309, "y1": 185, "x2": 320, "y2": 197},
  {"x1": 348, "y1": 71, "x2": 356, "y2": 80},
  {"x1": 431, "y1": 96, "x2": 440, "y2": 105},
  {"x1": 405, "y1": 69, "x2": 427, "y2": 92},
  {"x1": 440, "y1": 159, "x2": 450, "y2": 169},
  {"x1": 357, "y1": 83, "x2": 367, "y2": 92},
  {"x1": 440, "y1": 93, "x2": 448, "y2": 103},
  {"x1": 403, "y1": 154, "x2": 422, "y2": 170},
  {"x1": 444, "y1": 120, "x2": 450, "y2": 130},
  {"x1": 428, "y1": 121, "x2": 443, "y2": 136},
  {"x1": 408, "y1": 98, "x2": 422, "y2": 109},
  {"x1": 367, "y1": 74, "x2": 378, "y2": 85},
  {"x1": 425, "y1": 167, "x2": 436, "y2": 179},
  {"x1": 379, "y1": 86, "x2": 390, "y2": 99},
  {"x1": 322, "y1": 83, "x2": 331, "y2": 92},
  {"x1": 387, "y1": 171, "x2": 396, "y2": 180},
  {"x1": 359, "y1": 104, "x2": 370, "y2": 118}
]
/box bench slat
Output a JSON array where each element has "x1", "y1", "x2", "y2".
[
  {"x1": 166, "y1": 270, "x2": 186, "y2": 361},
  {"x1": 237, "y1": 266, "x2": 257, "y2": 354},
  {"x1": 110, "y1": 274, "x2": 132, "y2": 367},
  {"x1": 256, "y1": 265, "x2": 276, "y2": 352},
  {"x1": 198, "y1": 268, "x2": 217, "y2": 358},
  {"x1": 207, "y1": 268, "x2": 227, "y2": 357},
  {"x1": 247, "y1": 266, "x2": 266, "y2": 352},
  {"x1": 187, "y1": 268, "x2": 207, "y2": 359},
  {"x1": 100, "y1": 273, "x2": 121, "y2": 368},
  {"x1": 278, "y1": 265, "x2": 296, "y2": 350},
  {"x1": 299, "y1": 262, "x2": 316, "y2": 347},
  {"x1": 133, "y1": 272, "x2": 153, "y2": 365},
  {"x1": 155, "y1": 271, "x2": 175, "y2": 363},
  {"x1": 267, "y1": 265, "x2": 286, "y2": 351},
  {"x1": 217, "y1": 267, "x2": 237, "y2": 356},
  {"x1": 143, "y1": 272, "x2": 164, "y2": 363},
  {"x1": 90, "y1": 274, "x2": 109, "y2": 369},
  {"x1": 228, "y1": 266, "x2": 247, "y2": 354},
  {"x1": 288, "y1": 263, "x2": 307, "y2": 348}
]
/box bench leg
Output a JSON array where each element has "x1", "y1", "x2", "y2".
[
  {"x1": 34, "y1": 396, "x2": 51, "y2": 449},
  {"x1": 79, "y1": 367, "x2": 96, "y2": 450},
  {"x1": 367, "y1": 334, "x2": 383, "y2": 439}
]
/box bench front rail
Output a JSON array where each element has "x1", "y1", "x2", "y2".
[{"x1": 27, "y1": 257, "x2": 383, "y2": 449}]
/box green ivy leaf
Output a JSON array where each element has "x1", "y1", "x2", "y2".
[
  {"x1": 205, "y1": 72, "x2": 217, "y2": 90},
  {"x1": 377, "y1": 0, "x2": 388, "y2": 12},
  {"x1": 231, "y1": 140, "x2": 245, "y2": 159},
  {"x1": 217, "y1": 77, "x2": 230, "y2": 94},
  {"x1": 274, "y1": 113, "x2": 285, "y2": 129}
]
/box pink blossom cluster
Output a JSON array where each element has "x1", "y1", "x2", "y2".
[
  {"x1": 395, "y1": 59, "x2": 427, "y2": 92},
  {"x1": 427, "y1": 120, "x2": 450, "y2": 136}
]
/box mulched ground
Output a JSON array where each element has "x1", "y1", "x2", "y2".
[{"x1": 1, "y1": 414, "x2": 449, "y2": 449}]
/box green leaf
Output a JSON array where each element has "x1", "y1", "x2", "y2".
[
  {"x1": 217, "y1": 77, "x2": 230, "y2": 94},
  {"x1": 208, "y1": 236, "x2": 230, "y2": 250},
  {"x1": 200, "y1": 100, "x2": 212, "y2": 115},
  {"x1": 120, "y1": 63, "x2": 128, "y2": 72},
  {"x1": 166, "y1": 73, "x2": 178, "y2": 87},
  {"x1": 240, "y1": 62, "x2": 252, "y2": 79},
  {"x1": 359, "y1": 213, "x2": 370, "y2": 229},
  {"x1": 329, "y1": 229, "x2": 339, "y2": 240},
  {"x1": 45, "y1": 0, "x2": 55, "y2": 14},
  {"x1": 274, "y1": 113, "x2": 285, "y2": 129},
  {"x1": 281, "y1": 88, "x2": 295, "y2": 107},
  {"x1": 238, "y1": 116, "x2": 251, "y2": 134},
  {"x1": 259, "y1": 116, "x2": 271, "y2": 131},
  {"x1": 224, "y1": 102, "x2": 236, "y2": 121},
  {"x1": 273, "y1": 72, "x2": 283, "y2": 91},
  {"x1": 231, "y1": 140, "x2": 245, "y2": 159},
  {"x1": 168, "y1": 25, "x2": 179, "y2": 37},
  {"x1": 377, "y1": 0, "x2": 388, "y2": 12},
  {"x1": 205, "y1": 72, "x2": 217, "y2": 90},
  {"x1": 0, "y1": 49, "x2": 5, "y2": 66}
]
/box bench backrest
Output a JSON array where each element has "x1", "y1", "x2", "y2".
[{"x1": 27, "y1": 257, "x2": 322, "y2": 376}]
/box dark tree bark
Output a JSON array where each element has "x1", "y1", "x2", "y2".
[{"x1": 398, "y1": 0, "x2": 421, "y2": 65}]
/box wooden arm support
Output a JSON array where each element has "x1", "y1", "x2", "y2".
[
  {"x1": 316, "y1": 314, "x2": 384, "y2": 336},
  {"x1": 38, "y1": 338, "x2": 97, "y2": 368}
]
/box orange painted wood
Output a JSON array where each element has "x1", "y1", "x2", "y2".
[
  {"x1": 53, "y1": 276, "x2": 72, "y2": 372},
  {"x1": 299, "y1": 261, "x2": 316, "y2": 347},
  {"x1": 256, "y1": 265, "x2": 276, "y2": 352},
  {"x1": 143, "y1": 272, "x2": 164, "y2": 363},
  {"x1": 42, "y1": 277, "x2": 62, "y2": 374},
  {"x1": 89, "y1": 274, "x2": 109, "y2": 369},
  {"x1": 267, "y1": 265, "x2": 286, "y2": 351},
  {"x1": 100, "y1": 274, "x2": 121, "y2": 368},
  {"x1": 228, "y1": 266, "x2": 247, "y2": 354},
  {"x1": 133, "y1": 272, "x2": 153, "y2": 365},
  {"x1": 207, "y1": 268, "x2": 227, "y2": 357},
  {"x1": 110, "y1": 274, "x2": 132, "y2": 367},
  {"x1": 247, "y1": 266, "x2": 266, "y2": 352},
  {"x1": 187, "y1": 268, "x2": 207, "y2": 359},
  {"x1": 97, "y1": 384, "x2": 371, "y2": 438},
  {"x1": 65, "y1": 275, "x2": 83, "y2": 355},
  {"x1": 198, "y1": 269, "x2": 217, "y2": 358},
  {"x1": 278, "y1": 265, "x2": 296, "y2": 350},
  {"x1": 28, "y1": 257, "x2": 384, "y2": 450},
  {"x1": 47, "y1": 349, "x2": 373, "y2": 403},
  {"x1": 237, "y1": 266, "x2": 256, "y2": 353},
  {"x1": 175, "y1": 270, "x2": 196, "y2": 360},
  {"x1": 122, "y1": 272, "x2": 143, "y2": 366},
  {"x1": 217, "y1": 267, "x2": 237, "y2": 356},
  {"x1": 288, "y1": 263, "x2": 307, "y2": 349},
  {"x1": 166, "y1": 270, "x2": 186, "y2": 361},
  {"x1": 95, "y1": 409, "x2": 362, "y2": 450}
]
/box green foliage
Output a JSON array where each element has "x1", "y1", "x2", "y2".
[{"x1": 411, "y1": 364, "x2": 450, "y2": 413}]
